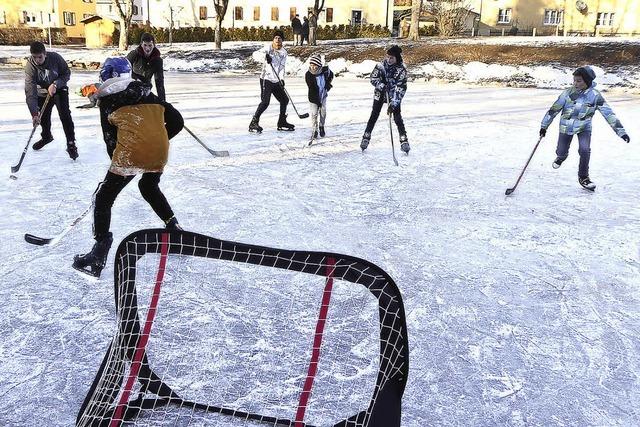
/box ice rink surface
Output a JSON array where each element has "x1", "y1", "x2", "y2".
[{"x1": 1, "y1": 69, "x2": 639, "y2": 426}]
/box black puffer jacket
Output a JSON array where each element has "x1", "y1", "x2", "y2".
[
  {"x1": 305, "y1": 66, "x2": 334, "y2": 106},
  {"x1": 126, "y1": 46, "x2": 166, "y2": 101}
]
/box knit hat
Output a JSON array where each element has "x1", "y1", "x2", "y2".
[
  {"x1": 573, "y1": 66, "x2": 596, "y2": 87},
  {"x1": 387, "y1": 45, "x2": 403, "y2": 64},
  {"x1": 309, "y1": 54, "x2": 322, "y2": 68},
  {"x1": 273, "y1": 30, "x2": 285, "y2": 40}
]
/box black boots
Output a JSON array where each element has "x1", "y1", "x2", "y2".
[
  {"x1": 33, "y1": 137, "x2": 53, "y2": 150},
  {"x1": 249, "y1": 116, "x2": 263, "y2": 133},
  {"x1": 579, "y1": 177, "x2": 596, "y2": 191},
  {"x1": 73, "y1": 233, "x2": 113, "y2": 278},
  {"x1": 66, "y1": 141, "x2": 78, "y2": 160},
  {"x1": 360, "y1": 132, "x2": 371, "y2": 151},
  {"x1": 277, "y1": 114, "x2": 295, "y2": 131},
  {"x1": 319, "y1": 126, "x2": 325, "y2": 138},
  {"x1": 400, "y1": 134, "x2": 410, "y2": 154}
]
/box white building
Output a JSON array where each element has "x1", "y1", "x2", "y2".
[
  {"x1": 147, "y1": 0, "x2": 394, "y2": 30},
  {"x1": 95, "y1": 0, "x2": 145, "y2": 25}
]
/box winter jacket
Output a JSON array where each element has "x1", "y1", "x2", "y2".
[
  {"x1": 126, "y1": 46, "x2": 165, "y2": 101},
  {"x1": 541, "y1": 83, "x2": 627, "y2": 136},
  {"x1": 109, "y1": 103, "x2": 169, "y2": 175},
  {"x1": 305, "y1": 66, "x2": 334, "y2": 106},
  {"x1": 370, "y1": 60, "x2": 407, "y2": 108},
  {"x1": 259, "y1": 44, "x2": 287, "y2": 84},
  {"x1": 291, "y1": 17, "x2": 302, "y2": 34},
  {"x1": 97, "y1": 79, "x2": 182, "y2": 159},
  {"x1": 24, "y1": 51, "x2": 70, "y2": 115},
  {"x1": 302, "y1": 20, "x2": 309, "y2": 36}
]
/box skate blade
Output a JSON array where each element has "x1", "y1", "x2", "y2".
[{"x1": 72, "y1": 264, "x2": 102, "y2": 280}]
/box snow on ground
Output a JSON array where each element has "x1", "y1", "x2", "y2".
[
  {"x1": 0, "y1": 69, "x2": 639, "y2": 426},
  {"x1": 2, "y1": 40, "x2": 639, "y2": 90}
]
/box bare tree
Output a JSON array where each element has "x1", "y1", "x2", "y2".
[
  {"x1": 308, "y1": 0, "x2": 325, "y2": 46},
  {"x1": 113, "y1": 0, "x2": 134, "y2": 51},
  {"x1": 213, "y1": 0, "x2": 229, "y2": 50},
  {"x1": 408, "y1": 0, "x2": 424, "y2": 40},
  {"x1": 426, "y1": 0, "x2": 471, "y2": 37}
]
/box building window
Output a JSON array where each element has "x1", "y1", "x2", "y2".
[
  {"x1": 596, "y1": 12, "x2": 614, "y2": 26},
  {"x1": 543, "y1": 9, "x2": 563, "y2": 25},
  {"x1": 234, "y1": 6, "x2": 243, "y2": 21},
  {"x1": 108, "y1": 5, "x2": 112, "y2": 13},
  {"x1": 0, "y1": 11, "x2": 6, "y2": 25},
  {"x1": 23, "y1": 11, "x2": 37, "y2": 23},
  {"x1": 63, "y1": 11, "x2": 76, "y2": 26},
  {"x1": 351, "y1": 10, "x2": 362, "y2": 25},
  {"x1": 497, "y1": 8, "x2": 512, "y2": 24},
  {"x1": 132, "y1": 5, "x2": 138, "y2": 15},
  {"x1": 290, "y1": 7, "x2": 296, "y2": 20},
  {"x1": 253, "y1": 6, "x2": 260, "y2": 21},
  {"x1": 271, "y1": 7, "x2": 278, "y2": 21},
  {"x1": 326, "y1": 7, "x2": 333, "y2": 23},
  {"x1": 199, "y1": 6, "x2": 207, "y2": 20}
]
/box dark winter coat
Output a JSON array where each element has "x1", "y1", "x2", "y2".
[
  {"x1": 302, "y1": 20, "x2": 310, "y2": 37},
  {"x1": 291, "y1": 17, "x2": 302, "y2": 34},
  {"x1": 370, "y1": 60, "x2": 407, "y2": 107},
  {"x1": 24, "y1": 51, "x2": 70, "y2": 115},
  {"x1": 126, "y1": 46, "x2": 166, "y2": 101},
  {"x1": 305, "y1": 66, "x2": 334, "y2": 106}
]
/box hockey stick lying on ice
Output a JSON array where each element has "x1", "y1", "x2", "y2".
[
  {"x1": 183, "y1": 125, "x2": 230, "y2": 157},
  {"x1": 10, "y1": 94, "x2": 52, "y2": 178},
  {"x1": 505, "y1": 136, "x2": 544, "y2": 196},
  {"x1": 25, "y1": 204, "x2": 91, "y2": 246},
  {"x1": 269, "y1": 62, "x2": 309, "y2": 119}
]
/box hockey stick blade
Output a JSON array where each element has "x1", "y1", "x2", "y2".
[
  {"x1": 207, "y1": 149, "x2": 230, "y2": 157},
  {"x1": 24, "y1": 233, "x2": 53, "y2": 246},
  {"x1": 298, "y1": 113, "x2": 310, "y2": 119},
  {"x1": 505, "y1": 188, "x2": 515, "y2": 196}
]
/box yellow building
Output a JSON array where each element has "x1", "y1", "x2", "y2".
[
  {"x1": 0, "y1": 0, "x2": 97, "y2": 41},
  {"x1": 473, "y1": 0, "x2": 640, "y2": 36}
]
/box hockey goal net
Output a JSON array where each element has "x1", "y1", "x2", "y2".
[{"x1": 76, "y1": 229, "x2": 408, "y2": 427}]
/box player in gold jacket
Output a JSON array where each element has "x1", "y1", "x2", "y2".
[{"x1": 73, "y1": 57, "x2": 184, "y2": 278}]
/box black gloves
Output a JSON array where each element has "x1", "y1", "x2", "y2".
[
  {"x1": 539, "y1": 128, "x2": 546, "y2": 137},
  {"x1": 622, "y1": 134, "x2": 630, "y2": 143},
  {"x1": 387, "y1": 104, "x2": 396, "y2": 115},
  {"x1": 279, "y1": 80, "x2": 285, "y2": 87},
  {"x1": 265, "y1": 53, "x2": 272, "y2": 64}
]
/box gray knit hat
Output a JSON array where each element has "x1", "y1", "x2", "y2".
[{"x1": 309, "y1": 54, "x2": 322, "y2": 67}]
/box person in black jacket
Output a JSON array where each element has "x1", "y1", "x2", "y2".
[
  {"x1": 126, "y1": 33, "x2": 166, "y2": 101},
  {"x1": 291, "y1": 14, "x2": 302, "y2": 46},
  {"x1": 305, "y1": 53, "x2": 333, "y2": 140},
  {"x1": 24, "y1": 41, "x2": 78, "y2": 159},
  {"x1": 301, "y1": 16, "x2": 310, "y2": 45}
]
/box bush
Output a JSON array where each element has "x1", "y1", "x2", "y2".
[
  {"x1": 0, "y1": 27, "x2": 67, "y2": 45},
  {"x1": 113, "y1": 23, "x2": 388, "y2": 45}
]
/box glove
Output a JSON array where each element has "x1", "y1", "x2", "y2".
[
  {"x1": 265, "y1": 53, "x2": 272, "y2": 64},
  {"x1": 539, "y1": 128, "x2": 546, "y2": 137},
  {"x1": 622, "y1": 134, "x2": 630, "y2": 143},
  {"x1": 279, "y1": 80, "x2": 285, "y2": 88},
  {"x1": 387, "y1": 104, "x2": 396, "y2": 115},
  {"x1": 32, "y1": 114, "x2": 40, "y2": 126}
]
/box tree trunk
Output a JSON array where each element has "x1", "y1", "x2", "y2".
[
  {"x1": 118, "y1": 18, "x2": 128, "y2": 51},
  {"x1": 215, "y1": 19, "x2": 222, "y2": 49},
  {"x1": 408, "y1": 0, "x2": 423, "y2": 41}
]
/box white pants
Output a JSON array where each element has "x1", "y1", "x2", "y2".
[{"x1": 310, "y1": 100, "x2": 326, "y2": 137}]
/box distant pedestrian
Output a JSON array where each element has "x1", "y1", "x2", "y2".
[
  {"x1": 302, "y1": 16, "x2": 310, "y2": 45},
  {"x1": 291, "y1": 14, "x2": 302, "y2": 46},
  {"x1": 540, "y1": 65, "x2": 630, "y2": 191},
  {"x1": 24, "y1": 41, "x2": 78, "y2": 159}
]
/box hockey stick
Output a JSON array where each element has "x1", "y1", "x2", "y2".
[
  {"x1": 505, "y1": 136, "x2": 544, "y2": 196},
  {"x1": 24, "y1": 204, "x2": 91, "y2": 246},
  {"x1": 10, "y1": 94, "x2": 52, "y2": 177},
  {"x1": 386, "y1": 92, "x2": 399, "y2": 167},
  {"x1": 269, "y1": 62, "x2": 309, "y2": 119},
  {"x1": 183, "y1": 125, "x2": 230, "y2": 157}
]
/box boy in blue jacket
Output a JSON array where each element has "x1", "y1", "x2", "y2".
[
  {"x1": 305, "y1": 53, "x2": 333, "y2": 141},
  {"x1": 540, "y1": 66, "x2": 630, "y2": 191}
]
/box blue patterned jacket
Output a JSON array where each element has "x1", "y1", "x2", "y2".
[
  {"x1": 370, "y1": 60, "x2": 407, "y2": 107},
  {"x1": 541, "y1": 84, "x2": 626, "y2": 136}
]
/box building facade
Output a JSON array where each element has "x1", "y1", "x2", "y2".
[
  {"x1": 146, "y1": 0, "x2": 394, "y2": 30},
  {"x1": 0, "y1": 0, "x2": 97, "y2": 40},
  {"x1": 468, "y1": 0, "x2": 640, "y2": 35}
]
